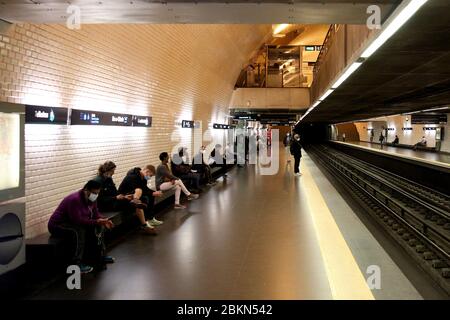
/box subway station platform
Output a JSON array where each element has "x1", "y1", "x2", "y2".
[
  {"x1": 28, "y1": 149, "x2": 437, "y2": 300},
  {"x1": 333, "y1": 141, "x2": 450, "y2": 168}
]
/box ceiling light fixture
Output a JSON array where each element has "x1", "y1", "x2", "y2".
[
  {"x1": 319, "y1": 89, "x2": 334, "y2": 101},
  {"x1": 331, "y1": 62, "x2": 363, "y2": 89},
  {"x1": 273, "y1": 24, "x2": 289, "y2": 35},
  {"x1": 361, "y1": 0, "x2": 429, "y2": 58}
]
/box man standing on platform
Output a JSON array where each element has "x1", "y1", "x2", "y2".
[{"x1": 290, "y1": 134, "x2": 302, "y2": 176}]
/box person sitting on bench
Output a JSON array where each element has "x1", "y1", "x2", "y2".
[
  {"x1": 94, "y1": 161, "x2": 133, "y2": 212},
  {"x1": 48, "y1": 180, "x2": 115, "y2": 274},
  {"x1": 156, "y1": 152, "x2": 199, "y2": 210},
  {"x1": 413, "y1": 136, "x2": 427, "y2": 150},
  {"x1": 118, "y1": 165, "x2": 163, "y2": 234},
  {"x1": 171, "y1": 147, "x2": 201, "y2": 192},
  {"x1": 192, "y1": 146, "x2": 216, "y2": 186},
  {"x1": 392, "y1": 135, "x2": 399, "y2": 145},
  {"x1": 210, "y1": 144, "x2": 228, "y2": 176},
  {"x1": 95, "y1": 161, "x2": 161, "y2": 232}
]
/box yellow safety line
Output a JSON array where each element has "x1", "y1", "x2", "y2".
[{"x1": 301, "y1": 158, "x2": 375, "y2": 300}]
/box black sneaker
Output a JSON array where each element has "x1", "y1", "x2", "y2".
[{"x1": 102, "y1": 256, "x2": 115, "y2": 264}]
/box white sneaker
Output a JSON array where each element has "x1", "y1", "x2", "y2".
[
  {"x1": 147, "y1": 218, "x2": 163, "y2": 226},
  {"x1": 295, "y1": 172, "x2": 302, "y2": 176},
  {"x1": 187, "y1": 194, "x2": 199, "y2": 200}
]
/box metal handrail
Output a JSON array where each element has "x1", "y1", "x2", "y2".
[{"x1": 313, "y1": 24, "x2": 339, "y2": 75}]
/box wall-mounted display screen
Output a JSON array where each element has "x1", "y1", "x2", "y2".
[
  {"x1": 233, "y1": 113, "x2": 259, "y2": 120},
  {"x1": 0, "y1": 103, "x2": 25, "y2": 202},
  {"x1": 132, "y1": 116, "x2": 152, "y2": 127},
  {"x1": 411, "y1": 113, "x2": 447, "y2": 125},
  {"x1": 71, "y1": 109, "x2": 132, "y2": 126},
  {"x1": 0, "y1": 112, "x2": 20, "y2": 192},
  {"x1": 25, "y1": 105, "x2": 68, "y2": 125}
]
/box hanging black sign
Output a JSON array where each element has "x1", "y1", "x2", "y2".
[{"x1": 213, "y1": 123, "x2": 230, "y2": 129}]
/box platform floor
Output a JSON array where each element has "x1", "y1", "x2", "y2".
[
  {"x1": 30, "y1": 149, "x2": 432, "y2": 300},
  {"x1": 344, "y1": 141, "x2": 450, "y2": 166}
]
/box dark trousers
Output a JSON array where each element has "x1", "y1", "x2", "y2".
[
  {"x1": 49, "y1": 223, "x2": 105, "y2": 265},
  {"x1": 141, "y1": 194, "x2": 155, "y2": 220},
  {"x1": 294, "y1": 156, "x2": 301, "y2": 173},
  {"x1": 180, "y1": 172, "x2": 201, "y2": 189},
  {"x1": 193, "y1": 164, "x2": 214, "y2": 183}
]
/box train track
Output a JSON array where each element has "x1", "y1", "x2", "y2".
[{"x1": 307, "y1": 144, "x2": 450, "y2": 295}]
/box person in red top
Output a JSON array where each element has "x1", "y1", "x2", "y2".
[{"x1": 48, "y1": 180, "x2": 114, "y2": 273}]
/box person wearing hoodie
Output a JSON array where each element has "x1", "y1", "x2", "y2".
[{"x1": 48, "y1": 180, "x2": 115, "y2": 274}]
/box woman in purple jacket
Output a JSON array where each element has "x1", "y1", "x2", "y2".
[{"x1": 48, "y1": 180, "x2": 114, "y2": 273}]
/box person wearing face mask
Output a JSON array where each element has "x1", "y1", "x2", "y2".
[
  {"x1": 48, "y1": 180, "x2": 115, "y2": 274},
  {"x1": 192, "y1": 146, "x2": 216, "y2": 186},
  {"x1": 290, "y1": 134, "x2": 303, "y2": 176},
  {"x1": 118, "y1": 165, "x2": 163, "y2": 234}
]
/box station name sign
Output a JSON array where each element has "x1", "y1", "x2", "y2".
[{"x1": 25, "y1": 105, "x2": 68, "y2": 125}]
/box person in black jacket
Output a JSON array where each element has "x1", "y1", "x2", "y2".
[
  {"x1": 290, "y1": 134, "x2": 303, "y2": 176},
  {"x1": 210, "y1": 144, "x2": 228, "y2": 176},
  {"x1": 117, "y1": 165, "x2": 163, "y2": 234},
  {"x1": 192, "y1": 146, "x2": 216, "y2": 186},
  {"x1": 171, "y1": 147, "x2": 201, "y2": 192},
  {"x1": 94, "y1": 161, "x2": 130, "y2": 213},
  {"x1": 392, "y1": 135, "x2": 399, "y2": 145}
]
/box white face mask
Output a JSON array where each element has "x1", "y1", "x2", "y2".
[{"x1": 88, "y1": 193, "x2": 98, "y2": 202}]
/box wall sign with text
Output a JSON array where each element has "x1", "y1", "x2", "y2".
[
  {"x1": 25, "y1": 105, "x2": 68, "y2": 125},
  {"x1": 70, "y1": 109, "x2": 132, "y2": 126},
  {"x1": 213, "y1": 123, "x2": 231, "y2": 129},
  {"x1": 181, "y1": 120, "x2": 200, "y2": 129},
  {"x1": 132, "y1": 116, "x2": 152, "y2": 127}
]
